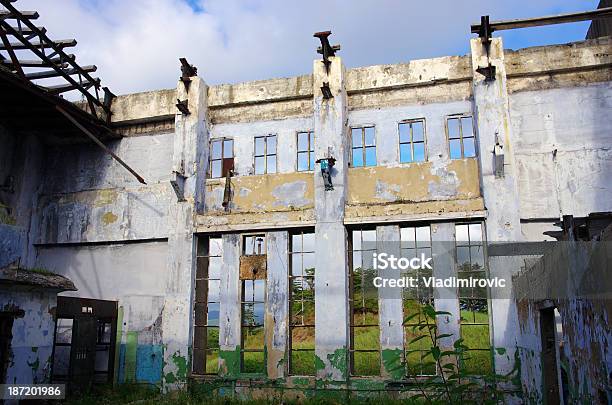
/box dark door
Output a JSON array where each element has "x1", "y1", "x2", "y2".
[
  {"x1": 540, "y1": 307, "x2": 561, "y2": 404},
  {"x1": 52, "y1": 297, "x2": 117, "y2": 392},
  {"x1": 0, "y1": 314, "x2": 15, "y2": 384}
]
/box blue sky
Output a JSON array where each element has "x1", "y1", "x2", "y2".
[{"x1": 14, "y1": 0, "x2": 599, "y2": 95}]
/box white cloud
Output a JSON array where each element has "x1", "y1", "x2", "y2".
[{"x1": 13, "y1": 0, "x2": 597, "y2": 95}]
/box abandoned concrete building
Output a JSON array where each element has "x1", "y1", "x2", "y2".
[{"x1": 1, "y1": 1, "x2": 611, "y2": 403}]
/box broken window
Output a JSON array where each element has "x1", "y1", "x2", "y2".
[
  {"x1": 240, "y1": 234, "x2": 266, "y2": 373},
  {"x1": 52, "y1": 318, "x2": 73, "y2": 380},
  {"x1": 351, "y1": 126, "x2": 376, "y2": 167},
  {"x1": 399, "y1": 119, "x2": 426, "y2": 163},
  {"x1": 193, "y1": 236, "x2": 222, "y2": 375},
  {"x1": 401, "y1": 225, "x2": 435, "y2": 376},
  {"x1": 349, "y1": 229, "x2": 380, "y2": 376},
  {"x1": 447, "y1": 116, "x2": 476, "y2": 159},
  {"x1": 289, "y1": 231, "x2": 316, "y2": 375},
  {"x1": 209, "y1": 138, "x2": 234, "y2": 178},
  {"x1": 456, "y1": 222, "x2": 491, "y2": 374},
  {"x1": 297, "y1": 131, "x2": 315, "y2": 171},
  {"x1": 254, "y1": 135, "x2": 277, "y2": 175}
]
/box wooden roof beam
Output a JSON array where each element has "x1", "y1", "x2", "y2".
[
  {"x1": 0, "y1": 38, "x2": 76, "y2": 51},
  {"x1": 25, "y1": 64, "x2": 96, "y2": 80},
  {"x1": 0, "y1": 10, "x2": 39, "y2": 20}
]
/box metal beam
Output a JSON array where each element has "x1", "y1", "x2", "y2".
[
  {"x1": 4, "y1": 25, "x2": 46, "y2": 35},
  {"x1": 0, "y1": 38, "x2": 76, "y2": 51},
  {"x1": 0, "y1": 10, "x2": 39, "y2": 20},
  {"x1": 471, "y1": 7, "x2": 612, "y2": 34},
  {"x1": 56, "y1": 105, "x2": 146, "y2": 185},
  {"x1": 46, "y1": 78, "x2": 98, "y2": 94},
  {"x1": 1, "y1": 55, "x2": 73, "y2": 67},
  {"x1": 25, "y1": 65, "x2": 96, "y2": 80}
]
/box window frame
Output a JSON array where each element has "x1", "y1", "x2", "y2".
[
  {"x1": 350, "y1": 125, "x2": 377, "y2": 168},
  {"x1": 288, "y1": 229, "x2": 316, "y2": 376},
  {"x1": 254, "y1": 134, "x2": 277, "y2": 175},
  {"x1": 192, "y1": 236, "x2": 222, "y2": 375},
  {"x1": 209, "y1": 138, "x2": 234, "y2": 178},
  {"x1": 446, "y1": 114, "x2": 477, "y2": 160},
  {"x1": 296, "y1": 131, "x2": 315, "y2": 172},
  {"x1": 398, "y1": 118, "x2": 428, "y2": 164}
]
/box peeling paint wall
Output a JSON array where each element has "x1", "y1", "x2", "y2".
[{"x1": 1, "y1": 288, "x2": 57, "y2": 385}]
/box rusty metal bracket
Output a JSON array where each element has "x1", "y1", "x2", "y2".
[
  {"x1": 314, "y1": 31, "x2": 340, "y2": 75},
  {"x1": 176, "y1": 99, "x2": 190, "y2": 115},
  {"x1": 179, "y1": 57, "x2": 197, "y2": 90},
  {"x1": 476, "y1": 63, "x2": 496, "y2": 81}
]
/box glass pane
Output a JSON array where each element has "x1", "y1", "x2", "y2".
[
  {"x1": 448, "y1": 118, "x2": 460, "y2": 139},
  {"x1": 211, "y1": 160, "x2": 222, "y2": 178},
  {"x1": 364, "y1": 127, "x2": 376, "y2": 146},
  {"x1": 352, "y1": 148, "x2": 364, "y2": 167},
  {"x1": 352, "y1": 230, "x2": 362, "y2": 251},
  {"x1": 470, "y1": 246, "x2": 485, "y2": 270},
  {"x1": 401, "y1": 227, "x2": 416, "y2": 249},
  {"x1": 207, "y1": 303, "x2": 220, "y2": 326},
  {"x1": 362, "y1": 230, "x2": 376, "y2": 244},
  {"x1": 365, "y1": 147, "x2": 376, "y2": 167},
  {"x1": 353, "y1": 251, "x2": 362, "y2": 270},
  {"x1": 292, "y1": 234, "x2": 303, "y2": 252},
  {"x1": 291, "y1": 254, "x2": 303, "y2": 276},
  {"x1": 352, "y1": 128, "x2": 363, "y2": 147},
  {"x1": 463, "y1": 137, "x2": 476, "y2": 158},
  {"x1": 267, "y1": 135, "x2": 276, "y2": 154},
  {"x1": 253, "y1": 280, "x2": 265, "y2": 302},
  {"x1": 242, "y1": 351, "x2": 265, "y2": 373},
  {"x1": 254, "y1": 156, "x2": 265, "y2": 174},
  {"x1": 243, "y1": 326, "x2": 264, "y2": 349},
  {"x1": 413, "y1": 143, "x2": 425, "y2": 162},
  {"x1": 310, "y1": 153, "x2": 315, "y2": 171},
  {"x1": 53, "y1": 346, "x2": 71, "y2": 376},
  {"x1": 292, "y1": 327, "x2": 315, "y2": 349},
  {"x1": 209, "y1": 238, "x2": 223, "y2": 257},
  {"x1": 297, "y1": 132, "x2": 309, "y2": 151},
  {"x1": 56, "y1": 319, "x2": 73, "y2": 344},
  {"x1": 297, "y1": 152, "x2": 309, "y2": 171},
  {"x1": 290, "y1": 349, "x2": 315, "y2": 375},
  {"x1": 399, "y1": 143, "x2": 412, "y2": 163},
  {"x1": 309, "y1": 132, "x2": 315, "y2": 151},
  {"x1": 399, "y1": 123, "x2": 410, "y2": 143},
  {"x1": 254, "y1": 137, "x2": 265, "y2": 155},
  {"x1": 352, "y1": 352, "x2": 380, "y2": 376},
  {"x1": 211, "y1": 140, "x2": 222, "y2": 159},
  {"x1": 462, "y1": 116, "x2": 474, "y2": 137},
  {"x1": 456, "y1": 224, "x2": 469, "y2": 243},
  {"x1": 412, "y1": 121, "x2": 424, "y2": 142},
  {"x1": 303, "y1": 233, "x2": 315, "y2": 252},
  {"x1": 302, "y1": 253, "x2": 315, "y2": 275},
  {"x1": 469, "y1": 224, "x2": 482, "y2": 242},
  {"x1": 95, "y1": 346, "x2": 109, "y2": 372},
  {"x1": 208, "y1": 280, "x2": 220, "y2": 302},
  {"x1": 207, "y1": 328, "x2": 220, "y2": 349},
  {"x1": 206, "y1": 349, "x2": 219, "y2": 374},
  {"x1": 457, "y1": 247, "x2": 471, "y2": 270},
  {"x1": 267, "y1": 155, "x2": 277, "y2": 174},
  {"x1": 416, "y1": 227, "x2": 431, "y2": 246},
  {"x1": 450, "y1": 139, "x2": 462, "y2": 159},
  {"x1": 223, "y1": 140, "x2": 233, "y2": 158},
  {"x1": 209, "y1": 257, "x2": 222, "y2": 279}
]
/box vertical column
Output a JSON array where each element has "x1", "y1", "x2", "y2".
[
  {"x1": 376, "y1": 225, "x2": 405, "y2": 380},
  {"x1": 471, "y1": 37, "x2": 522, "y2": 376},
  {"x1": 161, "y1": 76, "x2": 209, "y2": 389},
  {"x1": 218, "y1": 233, "x2": 241, "y2": 377},
  {"x1": 313, "y1": 55, "x2": 350, "y2": 382},
  {"x1": 430, "y1": 223, "x2": 460, "y2": 352},
  {"x1": 265, "y1": 231, "x2": 289, "y2": 379}
]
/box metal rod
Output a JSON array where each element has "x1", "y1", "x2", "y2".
[
  {"x1": 56, "y1": 105, "x2": 147, "y2": 185},
  {"x1": 471, "y1": 7, "x2": 612, "y2": 33}
]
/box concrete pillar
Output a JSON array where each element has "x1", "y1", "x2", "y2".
[
  {"x1": 161, "y1": 76, "x2": 210, "y2": 389},
  {"x1": 376, "y1": 225, "x2": 404, "y2": 380},
  {"x1": 470, "y1": 37, "x2": 523, "y2": 377},
  {"x1": 430, "y1": 223, "x2": 460, "y2": 352},
  {"x1": 313, "y1": 55, "x2": 350, "y2": 382},
  {"x1": 218, "y1": 233, "x2": 242, "y2": 377},
  {"x1": 265, "y1": 231, "x2": 289, "y2": 379}
]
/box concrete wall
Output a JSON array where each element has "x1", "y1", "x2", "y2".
[{"x1": 2, "y1": 287, "x2": 57, "y2": 385}]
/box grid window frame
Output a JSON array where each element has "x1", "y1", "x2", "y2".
[
  {"x1": 296, "y1": 131, "x2": 315, "y2": 172},
  {"x1": 455, "y1": 222, "x2": 492, "y2": 375},
  {"x1": 400, "y1": 225, "x2": 436, "y2": 377},
  {"x1": 209, "y1": 138, "x2": 234, "y2": 178},
  {"x1": 254, "y1": 134, "x2": 277, "y2": 175},
  {"x1": 350, "y1": 126, "x2": 377, "y2": 168},
  {"x1": 399, "y1": 119, "x2": 427, "y2": 164},
  {"x1": 288, "y1": 230, "x2": 316, "y2": 376},
  {"x1": 193, "y1": 236, "x2": 222, "y2": 375},
  {"x1": 349, "y1": 228, "x2": 381, "y2": 376},
  {"x1": 446, "y1": 115, "x2": 477, "y2": 159}
]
